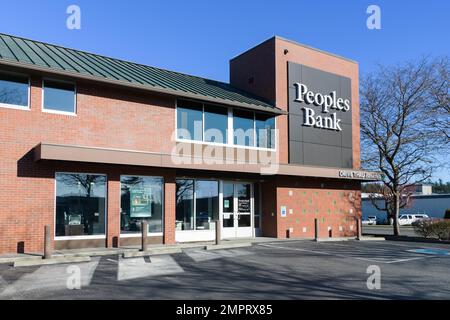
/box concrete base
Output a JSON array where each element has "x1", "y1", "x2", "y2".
[
  {"x1": 315, "y1": 237, "x2": 356, "y2": 242},
  {"x1": 357, "y1": 236, "x2": 386, "y2": 241},
  {"x1": 13, "y1": 256, "x2": 91, "y2": 268},
  {"x1": 206, "y1": 243, "x2": 252, "y2": 251},
  {"x1": 123, "y1": 247, "x2": 182, "y2": 258}
]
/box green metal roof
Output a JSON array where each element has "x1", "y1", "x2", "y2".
[{"x1": 0, "y1": 33, "x2": 281, "y2": 113}]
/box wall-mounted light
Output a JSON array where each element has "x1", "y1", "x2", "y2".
[{"x1": 284, "y1": 49, "x2": 289, "y2": 55}]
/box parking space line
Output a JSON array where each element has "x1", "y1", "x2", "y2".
[
  {"x1": 258, "y1": 243, "x2": 429, "y2": 264},
  {"x1": 0, "y1": 258, "x2": 100, "y2": 298}
]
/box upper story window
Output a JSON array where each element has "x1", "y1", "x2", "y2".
[
  {"x1": 43, "y1": 79, "x2": 76, "y2": 115},
  {"x1": 255, "y1": 113, "x2": 276, "y2": 149},
  {"x1": 176, "y1": 99, "x2": 276, "y2": 150},
  {"x1": 233, "y1": 109, "x2": 255, "y2": 147},
  {"x1": 177, "y1": 100, "x2": 203, "y2": 141},
  {"x1": 204, "y1": 104, "x2": 228, "y2": 144},
  {"x1": 0, "y1": 72, "x2": 29, "y2": 110}
]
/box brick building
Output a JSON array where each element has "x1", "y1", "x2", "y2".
[{"x1": 0, "y1": 34, "x2": 380, "y2": 254}]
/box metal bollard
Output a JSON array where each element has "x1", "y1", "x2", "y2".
[
  {"x1": 44, "y1": 225, "x2": 52, "y2": 259},
  {"x1": 215, "y1": 220, "x2": 221, "y2": 245},
  {"x1": 141, "y1": 221, "x2": 148, "y2": 252},
  {"x1": 314, "y1": 218, "x2": 319, "y2": 242},
  {"x1": 356, "y1": 218, "x2": 362, "y2": 240}
]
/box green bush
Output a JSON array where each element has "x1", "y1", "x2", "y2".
[{"x1": 413, "y1": 219, "x2": 450, "y2": 240}]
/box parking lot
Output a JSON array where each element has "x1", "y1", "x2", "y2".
[{"x1": 1, "y1": 239, "x2": 449, "y2": 300}]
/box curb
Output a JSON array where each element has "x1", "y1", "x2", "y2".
[
  {"x1": 205, "y1": 243, "x2": 252, "y2": 251},
  {"x1": 123, "y1": 247, "x2": 182, "y2": 258},
  {"x1": 13, "y1": 256, "x2": 91, "y2": 268}
]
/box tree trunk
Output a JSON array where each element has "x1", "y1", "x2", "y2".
[{"x1": 393, "y1": 192, "x2": 401, "y2": 236}]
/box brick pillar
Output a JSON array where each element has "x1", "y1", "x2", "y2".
[
  {"x1": 164, "y1": 172, "x2": 176, "y2": 245},
  {"x1": 107, "y1": 173, "x2": 120, "y2": 248}
]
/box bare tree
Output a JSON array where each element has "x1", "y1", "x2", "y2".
[{"x1": 360, "y1": 57, "x2": 449, "y2": 235}]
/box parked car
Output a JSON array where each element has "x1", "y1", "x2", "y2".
[
  {"x1": 411, "y1": 214, "x2": 430, "y2": 226},
  {"x1": 362, "y1": 216, "x2": 378, "y2": 225},
  {"x1": 399, "y1": 214, "x2": 430, "y2": 226}
]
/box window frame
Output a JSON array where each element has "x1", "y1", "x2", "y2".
[
  {"x1": 175, "y1": 99, "x2": 277, "y2": 151},
  {"x1": 42, "y1": 78, "x2": 77, "y2": 116},
  {"x1": 54, "y1": 172, "x2": 108, "y2": 241},
  {"x1": 119, "y1": 174, "x2": 164, "y2": 237},
  {"x1": 175, "y1": 177, "x2": 220, "y2": 232},
  {"x1": 0, "y1": 70, "x2": 31, "y2": 111}
]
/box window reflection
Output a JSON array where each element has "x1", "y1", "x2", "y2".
[
  {"x1": 233, "y1": 109, "x2": 255, "y2": 147},
  {"x1": 55, "y1": 173, "x2": 106, "y2": 237},
  {"x1": 176, "y1": 179, "x2": 194, "y2": 230},
  {"x1": 0, "y1": 72, "x2": 28, "y2": 107},
  {"x1": 43, "y1": 80, "x2": 76, "y2": 113}
]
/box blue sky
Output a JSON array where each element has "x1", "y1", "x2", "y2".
[{"x1": 1, "y1": 0, "x2": 449, "y2": 179}]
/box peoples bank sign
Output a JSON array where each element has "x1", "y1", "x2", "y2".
[{"x1": 293, "y1": 83, "x2": 351, "y2": 132}]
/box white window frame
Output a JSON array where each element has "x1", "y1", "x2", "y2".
[
  {"x1": 119, "y1": 175, "x2": 164, "y2": 237},
  {"x1": 42, "y1": 78, "x2": 77, "y2": 116},
  {"x1": 0, "y1": 70, "x2": 31, "y2": 111},
  {"x1": 175, "y1": 99, "x2": 277, "y2": 151},
  {"x1": 54, "y1": 172, "x2": 108, "y2": 241}
]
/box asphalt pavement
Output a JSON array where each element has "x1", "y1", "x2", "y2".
[{"x1": 1, "y1": 239, "x2": 450, "y2": 300}]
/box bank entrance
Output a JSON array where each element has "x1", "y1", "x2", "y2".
[{"x1": 221, "y1": 182, "x2": 254, "y2": 239}]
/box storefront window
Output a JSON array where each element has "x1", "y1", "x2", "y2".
[
  {"x1": 55, "y1": 173, "x2": 106, "y2": 237},
  {"x1": 233, "y1": 109, "x2": 255, "y2": 147},
  {"x1": 255, "y1": 114, "x2": 275, "y2": 149},
  {"x1": 120, "y1": 176, "x2": 163, "y2": 234},
  {"x1": 177, "y1": 100, "x2": 203, "y2": 141},
  {"x1": 176, "y1": 179, "x2": 219, "y2": 231},
  {"x1": 204, "y1": 104, "x2": 228, "y2": 144},
  {"x1": 0, "y1": 72, "x2": 29, "y2": 108},
  {"x1": 176, "y1": 179, "x2": 194, "y2": 230},
  {"x1": 195, "y1": 180, "x2": 219, "y2": 230},
  {"x1": 43, "y1": 80, "x2": 76, "y2": 114}
]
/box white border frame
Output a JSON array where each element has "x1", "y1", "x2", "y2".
[
  {"x1": 0, "y1": 70, "x2": 31, "y2": 111},
  {"x1": 42, "y1": 78, "x2": 77, "y2": 116},
  {"x1": 174, "y1": 178, "x2": 219, "y2": 242},
  {"x1": 54, "y1": 172, "x2": 108, "y2": 241},
  {"x1": 175, "y1": 98, "x2": 277, "y2": 152},
  {"x1": 119, "y1": 174, "x2": 165, "y2": 237}
]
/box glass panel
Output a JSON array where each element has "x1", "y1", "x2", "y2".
[
  {"x1": 0, "y1": 72, "x2": 28, "y2": 107},
  {"x1": 44, "y1": 80, "x2": 75, "y2": 113},
  {"x1": 254, "y1": 183, "x2": 260, "y2": 216},
  {"x1": 120, "y1": 176, "x2": 163, "y2": 234},
  {"x1": 177, "y1": 100, "x2": 203, "y2": 141},
  {"x1": 223, "y1": 214, "x2": 234, "y2": 228},
  {"x1": 195, "y1": 180, "x2": 219, "y2": 230},
  {"x1": 55, "y1": 173, "x2": 106, "y2": 237},
  {"x1": 204, "y1": 104, "x2": 228, "y2": 144},
  {"x1": 176, "y1": 179, "x2": 194, "y2": 230},
  {"x1": 222, "y1": 183, "x2": 234, "y2": 213},
  {"x1": 233, "y1": 109, "x2": 255, "y2": 147},
  {"x1": 236, "y1": 183, "x2": 251, "y2": 213},
  {"x1": 238, "y1": 214, "x2": 251, "y2": 227},
  {"x1": 255, "y1": 113, "x2": 275, "y2": 148}
]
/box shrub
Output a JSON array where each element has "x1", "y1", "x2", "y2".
[{"x1": 413, "y1": 219, "x2": 450, "y2": 240}]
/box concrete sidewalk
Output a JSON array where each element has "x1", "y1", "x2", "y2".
[{"x1": 0, "y1": 237, "x2": 281, "y2": 266}]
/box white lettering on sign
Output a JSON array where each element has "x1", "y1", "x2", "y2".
[
  {"x1": 294, "y1": 83, "x2": 350, "y2": 132},
  {"x1": 339, "y1": 170, "x2": 383, "y2": 180}
]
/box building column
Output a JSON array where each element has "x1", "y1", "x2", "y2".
[
  {"x1": 164, "y1": 172, "x2": 176, "y2": 245},
  {"x1": 107, "y1": 173, "x2": 120, "y2": 248}
]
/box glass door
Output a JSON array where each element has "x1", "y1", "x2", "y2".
[{"x1": 221, "y1": 182, "x2": 254, "y2": 239}]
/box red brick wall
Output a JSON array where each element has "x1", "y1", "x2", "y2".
[
  {"x1": 0, "y1": 75, "x2": 177, "y2": 254},
  {"x1": 275, "y1": 177, "x2": 361, "y2": 239}
]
